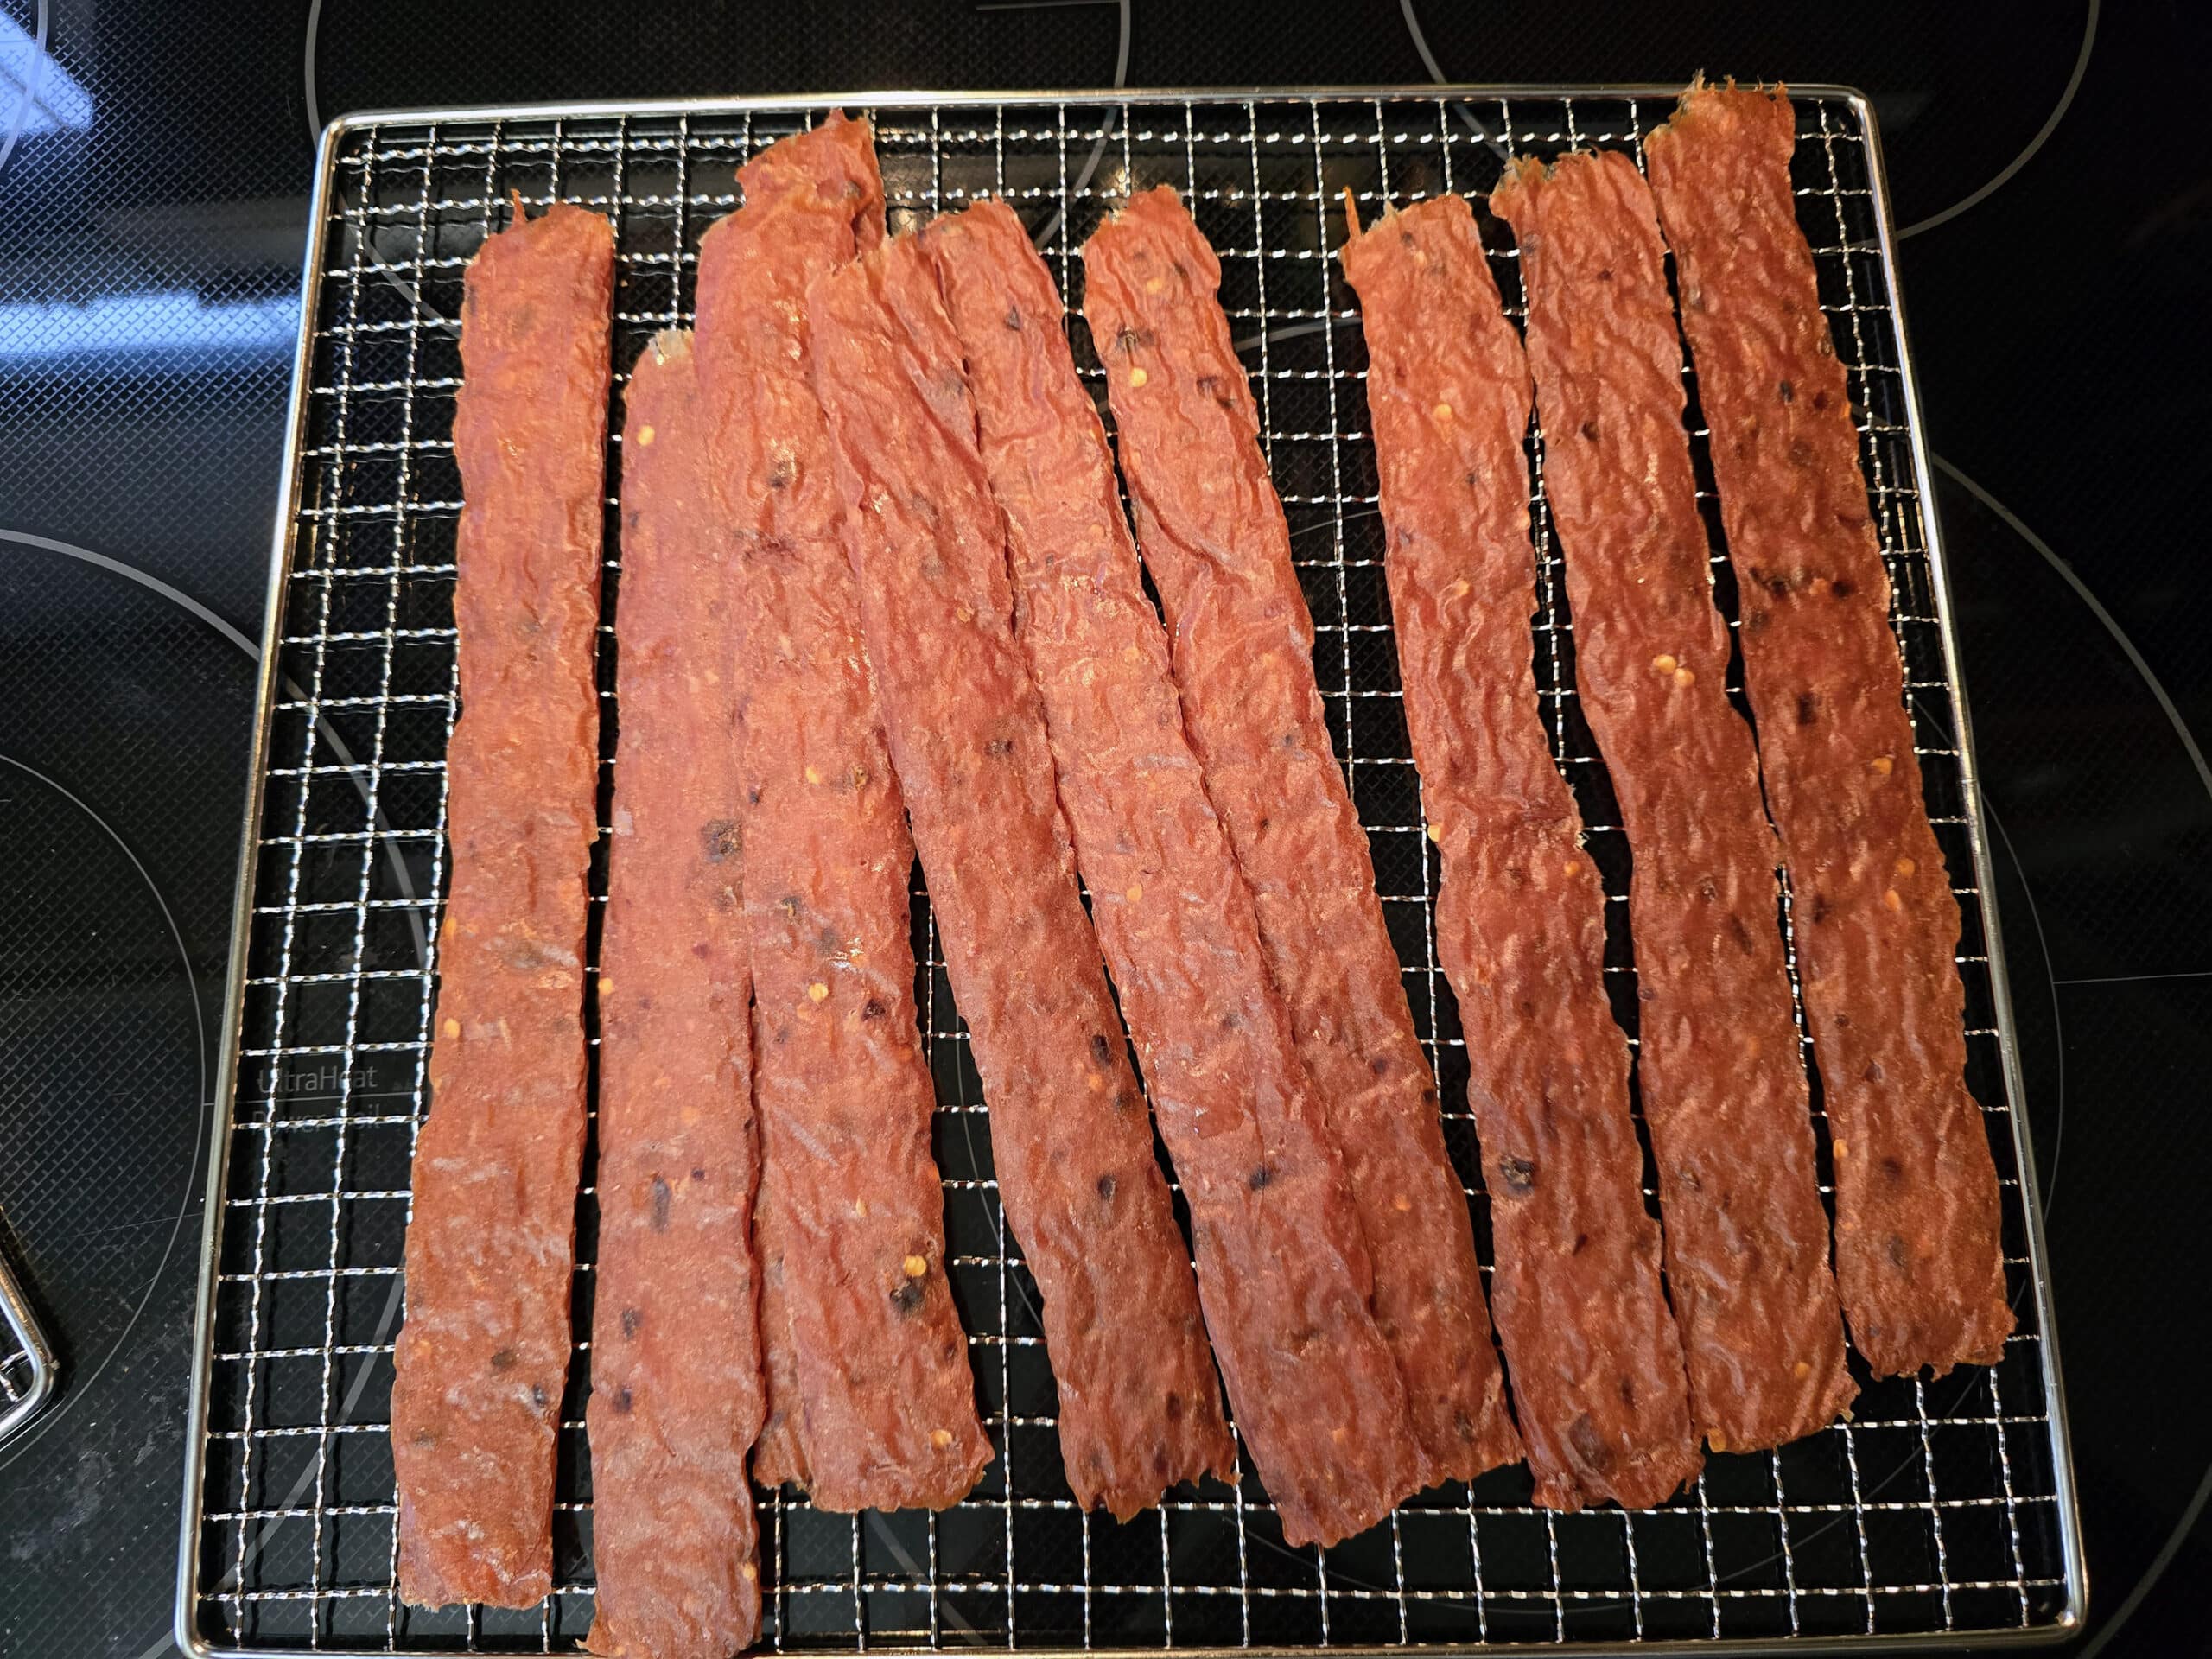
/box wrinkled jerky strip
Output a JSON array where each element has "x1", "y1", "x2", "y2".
[
  {"x1": 1490, "y1": 150, "x2": 1853, "y2": 1451},
  {"x1": 587, "y1": 329, "x2": 762, "y2": 1659},
  {"x1": 716, "y1": 115, "x2": 989, "y2": 1512},
  {"x1": 1340, "y1": 192, "x2": 1700, "y2": 1511},
  {"x1": 747, "y1": 1173, "x2": 807, "y2": 1491},
  {"x1": 393, "y1": 199, "x2": 612, "y2": 1608},
  {"x1": 932, "y1": 198, "x2": 1418, "y2": 1517},
  {"x1": 810, "y1": 227, "x2": 1240, "y2": 1525},
  {"x1": 1646, "y1": 82, "x2": 2011, "y2": 1377},
  {"x1": 1082, "y1": 184, "x2": 1474, "y2": 1538}
]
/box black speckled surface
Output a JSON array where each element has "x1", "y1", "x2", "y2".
[{"x1": 1, "y1": 3, "x2": 2207, "y2": 1655}]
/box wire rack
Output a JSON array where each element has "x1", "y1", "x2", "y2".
[
  {"x1": 181, "y1": 90, "x2": 2080, "y2": 1656},
  {"x1": 1, "y1": 1240, "x2": 56, "y2": 1444}
]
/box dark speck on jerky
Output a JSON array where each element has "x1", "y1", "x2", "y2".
[
  {"x1": 1369, "y1": 1055, "x2": 1390, "y2": 1076},
  {"x1": 1248, "y1": 1165, "x2": 1273, "y2": 1191},
  {"x1": 1777, "y1": 378, "x2": 1795, "y2": 404},
  {"x1": 701, "y1": 817, "x2": 740, "y2": 862},
  {"x1": 1568, "y1": 1412, "x2": 1607, "y2": 1466},
  {"x1": 985, "y1": 737, "x2": 1014, "y2": 755},
  {"x1": 489, "y1": 1346, "x2": 517, "y2": 1371},
  {"x1": 1090, "y1": 1033, "x2": 1114, "y2": 1065},
  {"x1": 1797, "y1": 691, "x2": 1820, "y2": 725},
  {"x1": 768, "y1": 459, "x2": 793, "y2": 490},
  {"x1": 861, "y1": 996, "x2": 887, "y2": 1020},
  {"x1": 1421, "y1": 1085, "x2": 1439, "y2": 1105},
  {"x1": 531, "y1": 1383, "x2": 548, "y2": 1412},
  {"x1": 890, "y1": 1277, "x2": 926, "y2": 1314},
  {"x1": 1004, "y1": 305, "x2": 1022, "y2": 330},
  {"x1": 1812, "y1": 389, "x2": 1833, "y2": 410},
  {"x1": 1096, "y1": 1173, "x2": 1116, "y2": 1200},
  {"x1": 1498, "y1": 1155, "x2": 1535, "y2": 1196},
  {"x1": 1810, "y1": 894, "x2": 1831, "y2": 925},
  {"x1": 690, "y1": 1166, "x2": 706, "y2": 1181},
  {"x1": 1830, "y1": 575, "x2": 1855, "y2": 598},
  {"x1": 620, "y1": 1307, "x2": 640, "y2": 1338},
  {"x1": 1580, "y1": 420, "x2": 1599, "y2": 442},
  {"x1": 612, "y1": 1385, "x2": 632, "y2": 1414},
  {"x1": 1864, "y1": 1059, "x2": 1885, "y2": 1083},
  {"x1": 650, "y1": 1175, "x2": 671, "y2": 1231},
  {"x1": 1886, "y1": 1234, "x2": 1910, "y2": 1270}
]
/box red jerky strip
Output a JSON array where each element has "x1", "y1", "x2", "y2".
[
  {"x1": 1340, "y1": 194, "x2": 1700, "y2": 1511},
  {"x1": 1489, "y1": 151, "x2": 1854, "y2": 1452},
  {"x1": 586, "y1": 331, "x2": 761, "y2": 1659},
  {"x1": 810, "y1": 229, "x2": 1240, "y2": 1527},
  {"x1": 928, "y1": 199, "x2": 1428, "y2": 1522},
  {"x1": 1082, "y1": 186, "x2": 1517, "y2": 1501},
  {"x1": 710, "y1": 115, "x2": 990, "y2": 1511},
  {"x1": 392, "y1": 200, "x2": 612, "y2": 1608},
  {"x1": 747, "y1": 1173, "x2": 807, "y2": 1490},
  {"x1": 1646, "y1": 84, "x2": 2011, "y2": 1377}
]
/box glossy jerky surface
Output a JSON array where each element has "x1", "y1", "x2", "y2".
[
  {"x1": 1489, "y1": 152, "x2": 1854, "y2": 1452},
  {"x1": 810, "y1": 229, "x2": 1239, "y2": 1527},
  {"x1": 586, "y1": 332, "x2": 761, "y2": 1659},
  {"x1": 1645, "y1": 85, "x2": 2012, "y2": 1377},
  {"x1": 391, "y1": 200, "x2": 612, "y2": 1608},
  {"x1": 1340, "y1": 193, "x2": 1700, "y2": 1511},
  {"x1": 709, "y1": 115, "x2": 989, "y2": 1513},
  {"x1": 1082, "y1": 186, "x2": 1512, "y2": 1504}
]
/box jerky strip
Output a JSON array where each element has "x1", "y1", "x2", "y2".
[
  {"x1": 1645, "y1": 83, "x2": 2011, "y2": 1376},
  {"x1": 709, "y1": 115, "x2": 990, "y2": 1511},
  {"x1": 929, "y1": 198, "x2": 1446, "y2": 1522},
  {"x1": 808, "y1": 232, "x2": 1242, "y2": 1527},
  {"x1": 747, "y1": 1173, "x2": 807, "y2": 1490},
  {"x1": 1339, "y1": 193, "x2": 1700, "y2": 1510},
  {"x1": 586, "y1": 330, "x2": 761, "y2": 1659},
  {"x1": 1489, "y1": 151, "x2": 1854, "y2": 1451},
  {"x1": 1082, "y1": 185, "x2": 1516, "y2": 1499},
  {"x1": 392, "y1": 200, "x2": 613, "y2": 1607}
]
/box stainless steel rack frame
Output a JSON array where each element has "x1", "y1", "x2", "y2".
[
  {"x1": 177, "y1": 86, "x2": 2084, "y2": 1657},
  {"x1": 0, "y1": 1242, "x2": 57, "y2": 1445}
]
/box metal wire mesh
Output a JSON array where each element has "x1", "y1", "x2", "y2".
[{"x1": 187, "y1": 92, "x2": 2073, "y2": 1655}]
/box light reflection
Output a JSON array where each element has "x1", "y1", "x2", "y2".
[
  {"x1": 1, "y1": 11, "x2": 95, "y2": 139},
  {"x1": 0, "y1": 290, "x2": 298, "y2": 362}
]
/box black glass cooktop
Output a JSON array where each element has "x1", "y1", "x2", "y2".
[{"x1": 3, "y1": 3, "x2": 2208, "y2": 1656}]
